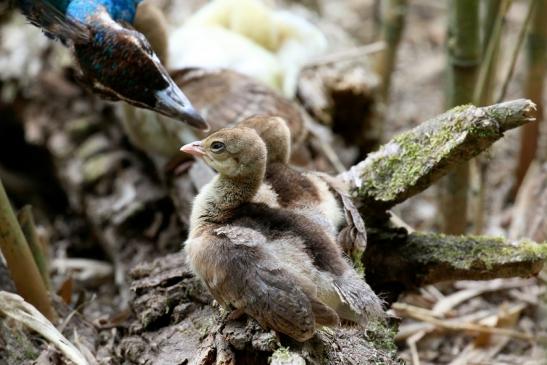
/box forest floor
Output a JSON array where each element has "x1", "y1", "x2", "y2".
[{"x1": 0, "y1": 0, "x2": 546, "y2": 364}]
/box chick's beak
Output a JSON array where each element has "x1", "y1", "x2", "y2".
[
  {"x1": 180, "y1": 141, "x2": 206, "y2": 157},
  {"x1": 155, "y1": 85, "x2": 209, "y2": 131}
]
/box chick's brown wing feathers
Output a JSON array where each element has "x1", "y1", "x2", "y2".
[
  {"x1": 191, "y1": 229, "x2": 318, "y2": 342},
  {"x1": 244, "y1": 262, "x2": 316, "y2": 341}
]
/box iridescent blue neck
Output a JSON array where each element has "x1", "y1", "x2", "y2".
[{"x1": 65, "y1": 0, "x2": 141, "y2": 24}]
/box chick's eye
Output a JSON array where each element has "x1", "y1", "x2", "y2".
[{"x1": 210, "y1": 141, "x2": 225, "y2": 153}]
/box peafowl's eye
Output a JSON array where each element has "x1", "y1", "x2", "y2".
[{"x1": 210, "y1": 141, "x2": 225, "y2": 153}]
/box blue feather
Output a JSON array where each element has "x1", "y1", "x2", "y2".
[
  {"x1": 66, "y1": 0, "x2": 142, "y2": 23},
  {"x1": 19, "y1": 0, "x2": 143, "y2": 26}
]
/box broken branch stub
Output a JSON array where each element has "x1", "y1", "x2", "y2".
[
  {"x1": 341, "y1": 99, "x2": 536, "y2": 215},
  {"x1": 365, "y1": 230, "x2": 547, "y2": 294}
]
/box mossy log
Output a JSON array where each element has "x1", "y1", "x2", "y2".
[
  {"x1": 365, "y1": 228, "x2": 547, "y2": 301},
  {"x1": 341, "y1": 99, "x2": 536, "y2": 217},
  {"x1": 120, "y1": 253, "x2": 401, "y2": 365}
]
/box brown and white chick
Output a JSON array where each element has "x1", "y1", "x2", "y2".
[
  {"x1": 181, "y1": 127, "x2": 384, "y2": 342},
  {"x1": 238, "y1": 115, "x2": 365, "y2": 254}
]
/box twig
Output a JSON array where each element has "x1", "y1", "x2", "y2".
[
  {"x1": 303, "y1": 42, "x2": 386, "y2": 68},
  {"x1": 392, "y1": 303, "x2": 533, "y2": 341},
  {"x1": 407, "y1": 330, "x2": 426, "y2": 365}
]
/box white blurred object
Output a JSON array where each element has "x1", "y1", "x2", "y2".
[
  {"x1": 168, "y1": 0, "x2": 328, "y2": 97},
  {"x1": 119, "y1": 0, "x2": 326, "y2": 162}
]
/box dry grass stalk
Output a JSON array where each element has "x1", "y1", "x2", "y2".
[
  {"x1": 392, "y1": 302, "x2": 533, "y2": 341},
  {"x1": 432, "y1": 278, "x2": 533, "y2": 316},
  {"x1": 0, "y1": 291, "x2": 89, "y2": 365}
]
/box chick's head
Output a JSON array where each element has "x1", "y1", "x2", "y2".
[
  {"x1": 238, "y1": 115, "x2": 291, "y2": 164},
  {"x1": 181, "y1": 127, "x2": 267, "y2": 178}
]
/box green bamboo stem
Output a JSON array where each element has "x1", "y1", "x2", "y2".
[
  {"x1": 514, "y1": 0, "x2": 547, "y2": 192},
  {"x1": 376, "y1": 0, "x2": 408, "y2": 101},
  {"x1": 471, "y1": 0, "x2": 512, "y2": 234},
  {"x1": 475, "y1": 0, "x2": 512, "y2": 105},
  {"x1": 17, "y1": 205, "x2": 51, "y2": 290},
  {"x1": 478, "y1": 0, "x2": 501, "y2": 105},
  {"x1": 439, "y1": 0, "x2": 480, "y2": 234},
  {"x1": 0, "y1": 180, "x2": 56, "y2": 321}
]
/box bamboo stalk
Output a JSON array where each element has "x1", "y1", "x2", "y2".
[
  {"x1": 376, "y1": 0, "x2": 408, "y2": 101},
  {"x1": 514, "y1": 0, "x2": 547, "y2": 192},
  {"x1": 471, "y1": 0, "x2": 512, "y2": 234},
  {"x1": 497, "y1": 0, "x2": 538, "y2": 103},
  {"x1": 17, "y1": 205, "x2": 51, "y2": 290},
  {"x1": 0, "y1": 180, "x2": 56, "y2": 321},
  {"x1": 439, "y1": 0, "x2": 480, "y2": 234},
  {"x1": 475, "y1": 0, "x2": 512, "y2": 105}
]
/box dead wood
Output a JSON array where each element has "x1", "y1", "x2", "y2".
[
  {"x1": 341, "y1": 99, "x2": 537, "y2": 217},
  {"x1": 297, "y1": 56, "x2": 383, "y2": 158},
  {"x1": 365, "y1": 227, "x2": 547, "y2": 301}
]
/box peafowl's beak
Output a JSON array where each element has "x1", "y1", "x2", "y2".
[
  {"x1": 154, "y1": 83, "x2": 209, "y2": 131},
  {"x1": 180, "y1": 141, "x2": 206, "y2": 157}
]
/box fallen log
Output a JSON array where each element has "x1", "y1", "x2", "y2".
[{"x1": 120, "y1": 253, "x2": 401, "y2": 365}]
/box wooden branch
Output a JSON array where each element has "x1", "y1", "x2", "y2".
[
  {"x1": 341, "y1": 99, "x2": 536, "y2": 217},
  {"x1": 365, "y1": 229, "x2": 547, "y2": 298}
]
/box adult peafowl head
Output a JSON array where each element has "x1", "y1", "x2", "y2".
[{"x1": 18, "y1": 0, "x2": 208, "y2": 130}]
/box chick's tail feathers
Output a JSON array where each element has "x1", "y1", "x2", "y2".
[{"x1": 333, "y1": 273, "x2": 385, "y2": 327}]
